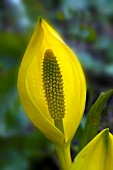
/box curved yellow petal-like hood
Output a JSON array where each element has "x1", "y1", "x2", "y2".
[
  {"x1": 17, "y1": 17, "x2": 86, "y2": 144},
  {"x1": 71, "y1": 129, "x2": 113, "y2": 170}
]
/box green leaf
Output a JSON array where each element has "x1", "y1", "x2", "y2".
[{"x1": 79, "y1": 89, "x2": 113, "y2": 151}]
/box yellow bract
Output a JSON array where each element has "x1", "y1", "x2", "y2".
[
  {"x1": 17, "y1": 17, "x2": 86, "y2": 144},
  {"x1": 71, "y1": 129, "x2": 113, "y2": 170}
]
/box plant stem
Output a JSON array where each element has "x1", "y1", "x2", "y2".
[
  {"x1": 55, "y1": 142, "x2": 72, "y2": 170},
  {"x1": 54, "y1": 119, "x2": 64, "y2": 134}
]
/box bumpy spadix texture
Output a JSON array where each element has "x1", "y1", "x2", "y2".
[
  {"x1": 17, "y1": 18, "x2": 86, "y2": 144},
  {"x1": 71, "y1": 129, "x2": 113, "y2": 170},
  {"x1": 42, "y1": 49, "x2": 65, "y2": 120}
]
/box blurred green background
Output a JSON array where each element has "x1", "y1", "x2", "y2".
[{"x1": 0, "y1": 0, "x2": 113, "y2": 169}]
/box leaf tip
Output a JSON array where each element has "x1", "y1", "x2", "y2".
[{"x1": 38, "y1": 16, "x2": 42, "y2": 23}]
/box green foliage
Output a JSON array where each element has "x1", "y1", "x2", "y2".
[{"x1": 79, "y1": 89, "x2": 113, "y2": 152}]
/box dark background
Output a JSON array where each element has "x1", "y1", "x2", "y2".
[{"x1": 0, "y1": 0, "x2": 113, "y2": 169}]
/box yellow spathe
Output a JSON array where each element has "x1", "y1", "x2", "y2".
[
  {"x1": 17, "y1": 17, "x2": 86, "y2": 144},
  {"x1": 71, "y1": 129, "x2": 113, "y2": 170}
]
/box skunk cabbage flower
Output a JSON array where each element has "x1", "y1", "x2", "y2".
[
  {"x1": 17, "y1": 17, "x2": 86, "y2": 145},
  {"x1": 71, "y1": 129, "x2": 113, "y2": 170}
]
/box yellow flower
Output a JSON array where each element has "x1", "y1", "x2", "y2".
[
  {"x1": 17, "y1": 17, "x2": 86, "y2": 145},
  {"x1": 71, "y1": 129, "x2": 113, "y2": 170}
]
